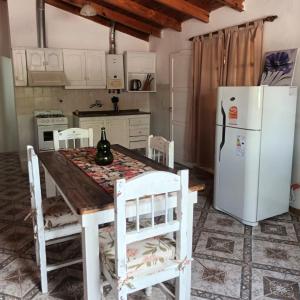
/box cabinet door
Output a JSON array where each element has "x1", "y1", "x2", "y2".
[
  {"x1": 63, "y1": 49, "x2": 86, "y2": 86},
  {"x1": 106, "y1": 118, "x2": 129, "y2": 148},
  {"x1": 79, "y1": 120, "x2": 106, "y2": 146},
  {"x1": 85, "y1": 50, "x2": 106, "y2": 88},
  {"x1": 126, "y1": 52, "x2": 156, "y2": 73},
  {"x1": 26, "y1": 49, "x2": 45, "y2": 71},
  {"x1": 12, "y1": 49, "x2": 27, "y2": 86},
  {"x1": 44, "y1": 49, "x2": 63, "y2": 71}
]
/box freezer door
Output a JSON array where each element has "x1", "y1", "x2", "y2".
[
  {"x1": 216, "y1": 86, "x2": 263, "y2": 130},
  {"x1": 214, "y1": 126, "x2": 261, "y2": 224}
]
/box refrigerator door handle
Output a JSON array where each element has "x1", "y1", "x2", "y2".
[{"x1": 219, "y1": 102, "x2": 226, "y2": 161}]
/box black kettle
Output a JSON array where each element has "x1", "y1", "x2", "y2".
[{"x1": 130, "y1": 79, "x2": 142, "y2": 91}]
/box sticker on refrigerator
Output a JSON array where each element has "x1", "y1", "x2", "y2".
[
  {"x1": 236, "y1": 135, "x2": 246, "y2": 157},
  {"x1": 229, "y1": 106, "x2": 238, "y2": 125}
]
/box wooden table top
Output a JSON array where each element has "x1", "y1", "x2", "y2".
[{"x1": 38, "y1": 145, "x2": 205, "y2": 215}]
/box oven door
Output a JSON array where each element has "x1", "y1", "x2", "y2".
[{"x1": 38, "y1": 124, "x2": 68, "y2": 151}]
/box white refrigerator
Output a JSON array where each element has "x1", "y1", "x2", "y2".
[{"x1": 214, "y1": 86, "x2": 298, "y2": 226}]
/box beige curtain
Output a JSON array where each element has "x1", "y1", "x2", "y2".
[{"x1": 186, "y1": 20, "x2": 264, "y2": 170}]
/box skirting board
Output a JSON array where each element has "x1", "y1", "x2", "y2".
[{"x1": 290, "y1": 206, "x2": 300, "y2": 216}]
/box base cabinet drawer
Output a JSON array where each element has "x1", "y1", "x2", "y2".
[
  {"x1": 129, "y1": 140, "x2": 147, "y2": 149},
  {"x1": 129, "y1": 117, "x2": 150, "y2": 126},
  {"x1": 129, "y1": 127, "x2": 149, "y2": 137},
  {"x1": 129, "y1": 136, "x2": 148, "y2": 142}
]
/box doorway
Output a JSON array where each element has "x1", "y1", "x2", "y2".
[{"x1": 170, "y1": 49, "x2": 192, "y2": 165}]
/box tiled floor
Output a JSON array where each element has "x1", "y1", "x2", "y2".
[{"x1": 0, "y1": 152, "x2": 300, "y2": 299}]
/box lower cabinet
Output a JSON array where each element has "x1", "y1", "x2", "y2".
[
  {"x1": 74, "y1": 114, "x2": 150, "y2": 149},
  {"x1": 76, "y1": 119, "x2": 106, "y2": 146},
  {"x1": 106, "y1": 118, "x2": 129, "y2": 148}
]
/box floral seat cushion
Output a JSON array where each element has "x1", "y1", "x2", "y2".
[
  {"x1": 99, "y1": 224, "x2": 176, "y2": 277},
  {"x1": 43, "y1": 196, "x2": 78, "y2": 229}
]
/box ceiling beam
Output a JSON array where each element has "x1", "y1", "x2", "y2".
[
  {"x1": 98, "y1": 0, "x2": 181, "y2": 32},
  {"x1": 154, "y1": 0, "x2": 209, "y2": 23},
  {"x1": 216, "y1": 0, "x2": 244, "y2": 11},
  {"x1": 62, "y1": 0, "x2": 161, "y2": 37},
  {"x1": 45, "y1": 0, "x2": 150, "y2": 41}
]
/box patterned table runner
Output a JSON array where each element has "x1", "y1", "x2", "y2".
[{"x1": 59, "y1": 147, "x2": 154, "y2": 195}]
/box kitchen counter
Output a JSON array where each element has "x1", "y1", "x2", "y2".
[{"x1": 73, "y1": 109, "x2": 150, "y2": 117}]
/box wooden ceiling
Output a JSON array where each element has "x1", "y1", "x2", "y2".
[{"x1": 45, "y1": 0, "x2": 245, "y2": 41}]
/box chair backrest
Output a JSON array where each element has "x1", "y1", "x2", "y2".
[
  {"x1": 114, "y1": 169, "x2": 189, "y2": 278},
  {"x1": 27, "y1": 145, "x2": 45, "y2": 238},
  {"x1": 146, "y1": 135, "x2": 174, "y2": 168},
  {"x1": 53, "y1": 128, "x2": 93, "y2": 150}
]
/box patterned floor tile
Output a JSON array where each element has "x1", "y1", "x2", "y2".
[
  {"x1": 191, "y1": 258, "x2": 242, "y2": 298},
  {"x1": 1, "y1": 152, "x2": 300, "y2": 299},
  {"x1": 203, "y1": 211, "x2": 245, "y2": 234},
  {"x1": 0, "y1": 203, "x2": 30, "y2": 223},
  {"x1": 0, "y1": 257, "x2": 39, "y2": 298},
  {"x1": 25, "y1": 238, "x2": 82, "y2": 264},
  {"x1": 196, "y1": 195, "x2": 207, "y2": 209},
  {"x1": 268, "y1": 212, "x2": 293, "y2": 222},
  {"x1": 0, "y1": 222, "x2": 8, "y2": 232},
  {"x1": 0, "y1": 225, "x2": 33, "y2": 252},
  {"x1": 252, "y1": 268, "x2": 300, "y2": 300},
  {"x1": 106, "y1": 287, "x2": 168, "y2": 300},
  {"x1": 0, "y1": 253, "x2": 13, "y2": 268},
  {"x1": 253, "y1": 221, "x2": 298, "y2": 242},
  {"x1": 194, "y1": 231, "x2": 244, "y2": 261},
  {"x1": 252, "y1": 239, "x2": 300, "y2": 271}
]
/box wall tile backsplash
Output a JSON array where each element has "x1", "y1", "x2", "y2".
[
  {"x1": 15, "y1": 87, "x2": 149, "y2": 115},
  {"x1": 15, "y1": 87, "x2": 150, "y2": 154}
]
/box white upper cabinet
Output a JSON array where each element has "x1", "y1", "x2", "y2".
[
  {"x1": 63, "y1": 49, "x2": 106, "y2": 89},
  {"x1": 125, "y1": 51, "x2": 156, "y2": 92},
  {"x1": 126, "y1": 52, "x2": 156, "y2": 73},
  {"x1": 26, "y1": 49, "x2": 45, "y2": 71},
  {"x1": 12, "y1": 49, "x2": 28, "y2": 86},
  {"x1": 26, "y1": 48, "x2": 63, "y2": 72},
  {"x1": 85, "y1": 50, "x2": 106, "y2": 88},
  {"x1": 44, "y1": 49, "x2": 63, "y2": 71},
  {"x1": 63, "y1": 49, "x2": 86, "y2": 87}
]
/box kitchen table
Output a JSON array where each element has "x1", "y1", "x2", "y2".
[{"x1": 38, "y1": 145, "x2": 204, "y2": 300}]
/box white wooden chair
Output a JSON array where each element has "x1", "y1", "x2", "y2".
[
  {"x1": 146, "y1": 135, "x2": 174, "y2": 168},
  {"x1": 27, "y1": 145, "x2": 82, "y2": 294},
  {"x1": 99, "y1": 170, "x2": 192, "y2": 299},
  {"x1": 53, "y1": 127, "x2": 93, "y2": 150}
]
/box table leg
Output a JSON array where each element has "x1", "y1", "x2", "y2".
[
  {"x1": 175, "y1": 191, "x2": 196, "y2": 300},
  {"x1": 81, "y1": 214, "x2": 101, "y2": 300},
  {"x1": 44, "y1": 168, "x2": 56, "y2": 198}
]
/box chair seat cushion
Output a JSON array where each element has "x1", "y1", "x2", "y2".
[
  {"x1": 99, "y1": 224, "x2": 176, "y2": 278},
  {"x1": 43, "y1": 196, "x2": 78, "y2": 229}
]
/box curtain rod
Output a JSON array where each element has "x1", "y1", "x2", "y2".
[{"x1": 188, "y1": 15, "x2": 278, "y2": 41}]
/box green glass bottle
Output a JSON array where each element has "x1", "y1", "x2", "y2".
[{"x1": 95, "y1": 127, "x2": 114, "y2": 165}]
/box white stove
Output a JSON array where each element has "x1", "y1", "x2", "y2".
[{"x1": 34, "y1": 110, "x2": 69, "y2": 151}]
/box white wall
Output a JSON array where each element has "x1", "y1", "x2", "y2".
[
  {"x1": 7, "y1": 0, "x2": 149, "y2": 52},
  {"x1": 150, "y1": 0, "x2": 300, "y2": 85},
  {"x1": 150, "y1": 0, "x2": 300, "y2": 208}
]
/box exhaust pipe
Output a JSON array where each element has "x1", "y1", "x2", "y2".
[
  {"x1": 36, "y1": 0, "x2": 47, "y2": 48},
  {"x1": 109, "y1": 22, "x2": 116, "y2": 54}
]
